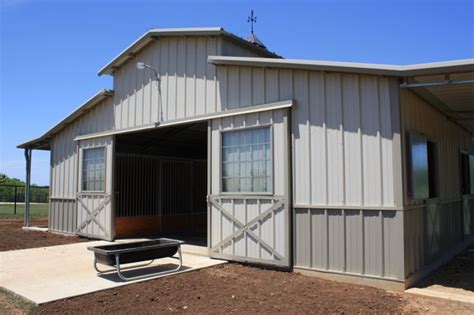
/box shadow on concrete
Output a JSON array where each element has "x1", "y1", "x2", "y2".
[
  {"x1": 97, "y1": 263, "x2": 191, "y2": 283},
  {"x1": 414, "y1": 245, "x2": 474, "y2": 293}
]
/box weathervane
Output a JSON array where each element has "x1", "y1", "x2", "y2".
[{"x1": 247, "y1": 10, "x2": 257, "y2": 34}]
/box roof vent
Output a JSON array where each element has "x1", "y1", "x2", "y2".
[
  {"x1": 246, "y1": 10, "x2": 266, "y2": 49},
  {"x1": 246, "y1": 33, "x2": 266, "y2": 49}
]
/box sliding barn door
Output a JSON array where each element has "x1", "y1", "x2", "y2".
[
  {"x1": 76, "y1": 136, "x2": 114, "y2": 240},
  {"x1": 209, "y1": 108, "x2": 291, "y2": 267}
]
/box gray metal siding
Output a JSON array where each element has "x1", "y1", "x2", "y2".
[
  {"x1": 112, "y1": 36, "x2": 220, "y2": 130},
  {"x1": 400, "y1": 89, "x2": 473, "y2": 278},
  {"x1": 400, "y1": 89, "x2": 470, "y2": 201},
  {"x1": 219, "y1": 66, "x2": 404, "y2": 277},
  {"x1": 218, "y1": 67, "x2": 401, "y2": 208},
  {"x1": 49, "y1": 97, "x2": 114, "y2": 233},
  {"x1": 48, "y1": 199, "x2": 76, "y2": 234},
  {"x1": 294, "y1": 208, "x2": 404, "y2": 280}
]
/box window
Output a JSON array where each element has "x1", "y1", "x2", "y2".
[
  {"x1": 460, "y1": 152, "x2": 474, "y2": 195},
  {"x1": 82, "y1": 147, "x2": 105, "y2": 191},
  {"x1": 222, "y1": 127, "x2": 272, "y2": 193},
  {"x1": 407, "y1": 133, "x2": 438, "y2": 199}
]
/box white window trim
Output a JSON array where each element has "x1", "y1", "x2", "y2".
[
  {"x1": 219, "y1": 124, "x2": 274, "y2": 196},
  {"x1": 80, "y1": 146, "x2": 107, "y2": 193}
]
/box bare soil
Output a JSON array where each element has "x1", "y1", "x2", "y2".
[
  {"x1": 35, "y1": 264, "x2": 473, "y2": 314},
  {"x1": 0, "y1": 220, "x2": 86, "y2": 251}
]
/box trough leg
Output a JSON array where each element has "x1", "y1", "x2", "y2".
[
  {"x1": 113, "y1": 247, "x2": 184, "y2": 282},
  {"x1": 93, "y1": 257, "x2": 155, "y2": 274}
]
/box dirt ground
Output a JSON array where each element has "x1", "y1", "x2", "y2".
[
  {"x1": 0, "y1": 220, "x2": 86, "y2": 251},
  {"x1": 1, "y1": 220, "x2": 473, "y2": 314},
  {"x1": 33, "y1": 263, "x2": 473, "y2": 314}
]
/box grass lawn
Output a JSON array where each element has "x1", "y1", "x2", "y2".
[
  {"x1": 0, "y1": 288, "x2": 37, "y2": 314},
  {"x1": 0, "y1": 203, "x2": 49, "y2": 219}
]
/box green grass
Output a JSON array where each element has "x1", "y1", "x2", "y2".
[
  {"x1": 0, "y1": 203, "x2": 49, "y2": 220},
  {"x1": 0, "y1": 288, "x2": 37, "y2": 314}
]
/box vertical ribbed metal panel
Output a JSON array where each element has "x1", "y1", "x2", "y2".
[
  {"x1": 294, "y1": 208, "x2": 404, "y2": 281},
  {"x1": 111, "y1": 35, "x2": 267, "y2": 131},
  {"x1": 219, "y1": 67, "x2": 400, "y2": 208},
  {"x1": 48, "y1": 199, "x2": 76, "y2": 234},
  {"x1": 400, "y1": 89, "x2": 472, "y2": 279},
  {"x1": 49, "y1": 96, "x2": 114, "y2": 234},
  {"x1": 400, "y1": 89, "x2": 470, "y2": 201}
]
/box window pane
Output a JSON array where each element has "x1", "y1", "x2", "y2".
[
  {"x1": 410, "y1": 134, "x2": 429, "y2": 199},
  {"x1": 82, "y1": 147, "x2": 105, "y2": 191},
  {"x1": 470, "y1": 155, "x2": 474, "y2": 194},
  {"x1": 222, "y1": 127, "x2": 271, "y2": 193}
]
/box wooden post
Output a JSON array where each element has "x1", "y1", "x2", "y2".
[{"x1": 24, "y1": 148, "x2": 32, "y2": 227}]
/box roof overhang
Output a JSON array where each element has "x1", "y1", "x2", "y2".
[
  {"x1": 208, "y1": 56, "x2": 474, "y2": 77},
  {"x1": 209, "y1": 56, "x2": 474, "y2": 134},
  {"x1": 98, "y1": 27, "x2": 281, "y2": 76},
  {"x1": 17, "y1": 89, "x2": 114, "y2": 150}
]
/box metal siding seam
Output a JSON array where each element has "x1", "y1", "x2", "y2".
[
  {"x1": 307, "y1": 72, "x2": 312, "y2": 205},
  {"x1": 183, "y1": 38, "x2": 188, "y2": 118},
  {"x1": 308, "y1": 208, "x2": 312, "y2": 268},
  {"x1": 380, "y1": 210, "x2": 385, "y2": 277},
  {"x1": 343, "y1": 209, "x2": 347, "y2": 272},
  {"x1": 361, "y1": 209, "x2": 365, "y2": 274},
  {"x1": 340, "y1": 74, "x2": 346, "y2": 206},
  {"x1": 325, "y1": 208, "x2": 329, "y2": 270},
  {"x1": 323, "y1": 72, "x2": 329, "y2": 205},
  {"x1": 174, "y1": 40, "x2": 178, "y2": 120},
  {"x1": 204, "y1": 37, "x2": 208, "y2": 115},
  {"x1": 377, "y1": 77, "x2": 384, "y2": 206},
  {"x1": 165, "y1": 40, "x2": 170, "y2": 121},
  {"x1": 358, "y1": 76, "x2": 365, "y2": 206}
]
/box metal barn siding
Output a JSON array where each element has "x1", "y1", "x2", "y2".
[
  {"x1": 216, "y1": 66, "x2": 403, "y2": 208},
  {"x1": 75, "y1": 136, "x2": 114, "y2": 240},
  {"x1": 111, "y1": 36, "x2": 272, "y2": 131},
  {"x1": 214, "y1": 64, "x2": 405, "y2": 280},
  {"x1": 294, "y1": 209, "x2": 404, "y2": 280},
  {"x1": 209, "y1": 108, "x2": 291, "y2": 267},
  {"x1": 49, "y1": 97, "x2": 114, "y2": 234},
  {"x1": 400, "y1": 89, "x2": 473, "y2": 281}
]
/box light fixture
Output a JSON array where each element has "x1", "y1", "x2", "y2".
[{"x1": 136, "y1": 62, "x2": 160, "y2": 81}]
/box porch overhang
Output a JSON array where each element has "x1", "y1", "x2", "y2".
[{"x1": 400, "y1": 69, "x2": 474, "y2": 134}]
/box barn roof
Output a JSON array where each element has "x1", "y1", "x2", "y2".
[
  {"x1": 17, "y1": 89, "x2": 113, "y2": 150},
  {"x1": 208, "y1": 56, "x2": 474, "y2": 76},
  {"x1": 97, "y1": 27, "x2": 280, "y2": 76}
]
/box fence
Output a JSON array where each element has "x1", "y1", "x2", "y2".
[{"x1": 0, "y1": 184, "x2": 49, "y2": 214}]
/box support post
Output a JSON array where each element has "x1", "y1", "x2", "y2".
[{"x1": 24, "y1": 148, "x2": 32, "y2": 227}]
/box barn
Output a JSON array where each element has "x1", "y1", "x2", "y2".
[{"x1": 18, "y1": 27, "x2": 474, "y2": 290}]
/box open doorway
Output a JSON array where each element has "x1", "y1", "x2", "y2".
[{"x1": 114, "y1": 122, "x2": 207, "y2": 245}]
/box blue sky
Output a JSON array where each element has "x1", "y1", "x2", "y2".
[{"x1": 1, "y1": 0, "x2": 473, "y2": 185}]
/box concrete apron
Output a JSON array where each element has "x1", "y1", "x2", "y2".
[{"x1": 0, "y1": 240, "x2": 226, "y2": 305}]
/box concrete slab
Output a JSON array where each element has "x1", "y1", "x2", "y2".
[
  {"x1": 405, "y1": 245, "x2": 474, "y2": 305},
  {"x1": 0, "y1": 240, "x2": 226, "y2": 305}
]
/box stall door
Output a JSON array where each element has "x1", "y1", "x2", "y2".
[
  {"x1": 76, "y1": 136, "x2": 114, "y2": 241},
  {"x1": 209, "y1": 109, "x2": 291, "y2": 267}
]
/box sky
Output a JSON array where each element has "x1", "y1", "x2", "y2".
[{"x1": 0, "y1": 0, "x2": 473, "y2": 185}]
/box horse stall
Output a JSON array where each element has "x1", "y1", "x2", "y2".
[{"x1": 113, "y1": 122, "x2": 208, "y2": 241}]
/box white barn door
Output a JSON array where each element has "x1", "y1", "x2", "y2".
[
  {"x1": 76, "y1": 136, "x2": 114, "y2": 240},
  {"x1": 209, "y1": 108, "x2": 291, "y2": 267}
]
